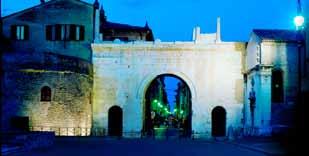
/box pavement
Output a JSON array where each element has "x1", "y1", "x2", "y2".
[
  {"x1": 223, "y1": 137, "x2": 287, "y2": 156},
  {"x1": 5, "y1": 136, "x2": 288, "y2": 156}
]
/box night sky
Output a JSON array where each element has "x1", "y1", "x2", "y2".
[{"x1": 2, "y1": 0, "x2": 307, "y2": 42}]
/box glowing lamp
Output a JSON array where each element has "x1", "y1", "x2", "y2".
[{"x1": 294, "y1": 15, "x2": 305, "y2": 27}]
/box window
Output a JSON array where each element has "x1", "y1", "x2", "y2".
[
  {"x1": 10, "y1": 25, "x2": 29, "y2": 40},
  {"x1": 41, "y1": 86, "x2": 51, "y2": 102},
  {"x1": 46, "y1": 24, "x2": 84, "y2": 41},
  {"x1": 69, "y1": 25, "x2": 85, "y2": 41},
  {"x1": 272, "y1": 70, "x2": 283, "y2": 103}
]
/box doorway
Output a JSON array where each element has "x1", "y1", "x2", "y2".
[
  {"x1": 211, "y1": 106, "x2": 226, "y2": 137},
  {"x1": 108, "y1": 106, "x2": 123, "y2": 136}
]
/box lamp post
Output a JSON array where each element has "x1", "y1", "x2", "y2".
[{"x1": 294, "y1": 6, "x2": 305, "y2": 109}]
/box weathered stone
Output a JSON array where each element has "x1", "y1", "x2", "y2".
[{"x1": 92, "y1": 41, "x2": 246, "y2": 138}]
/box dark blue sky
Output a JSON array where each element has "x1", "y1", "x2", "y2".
[{"x1": 2, "y1": 0, "x2": 306, "y2": 41}]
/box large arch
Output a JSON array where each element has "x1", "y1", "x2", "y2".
[
  {"x1": 137, "y1": 71, "x2": 197, "y2": 101},
  {"x1": 141, "y1": 73, "x2": 193, "y2": 137}
]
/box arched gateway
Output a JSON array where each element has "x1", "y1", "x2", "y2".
[
  {"x1": 142, "y1": 74, "x2": 192, "y2": 137},
  {"x1": 92, "y1": 42, "x2": 245, "y2": 138}
]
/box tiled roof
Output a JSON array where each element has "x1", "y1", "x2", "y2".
[
  {"x1": 101, "y1": 21, "x2": 149, "y2": 31},
  {"x1": 253, "y1": 29, "x2": 304, "y2": 42}
]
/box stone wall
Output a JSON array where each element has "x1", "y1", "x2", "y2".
[
  {"x1": 1, "y1": 52, "x2": 92, "y2": 136},
  {"x1": 92, "y1": 41, "x2": 246, "y2": 138}
]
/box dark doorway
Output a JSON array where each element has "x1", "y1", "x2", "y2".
[
  {"x1": 10, "y1": 116, "x2": 29, "y2": 132},
  {"x1": 108, "y1": 106, "x2": 123, "y2": 136},
  {"x1": 272, "y1": 69, "x2": 283, "y2": 103},
  {"x1": 211, "y1": 106, "x2": 226, "y2": 137}
]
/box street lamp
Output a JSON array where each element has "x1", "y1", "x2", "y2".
[
  {"x1": 294, "y1": 15, "x2": 305, "y2": 30},
  {"x1": 294, "y1": 12, "x2": 305, "y2": 115}
]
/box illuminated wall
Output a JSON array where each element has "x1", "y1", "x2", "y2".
[
  {"x1": 245, "y1": 32, "x2": 300, "y2": 136},
  {"x1": 92, "y1": 41, "x2": 245, "y2": 138},
  {"x1": 1, "y1": 52, "x2": 93, "y2": 136}
]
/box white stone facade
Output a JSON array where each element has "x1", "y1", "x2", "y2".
[
  {"x1": 244, "y1": 32, "x2": 301, "y2": 136},
  {"x1": 92, "y1": 41, "x2": 246, "y2": 138}
]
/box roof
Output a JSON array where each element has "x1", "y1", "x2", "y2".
[
  {"x1": 101, "y1": 21, "x2": 149, "y2": 31},
  {"x1": 2, "y1": 0, "x2": 93, "y2": 19},
  {"x1": 253, "y1": 29, "x2": 304, "y2": 42}
]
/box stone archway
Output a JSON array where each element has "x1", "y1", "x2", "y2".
[
  {"x1": 142, "y1": 74, "x2": 192, "y2": 137},
  {"x1": 211, "y1": 106, "x2": 226, "y2": 137},
  {"x1": 108, "y1": 105, "x2": 123, "y2": 136}
]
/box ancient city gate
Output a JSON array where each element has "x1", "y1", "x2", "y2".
[{"x1": 92, "y1": 41, "x2": 245, "y2": 138}]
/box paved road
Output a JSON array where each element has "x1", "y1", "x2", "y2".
[{"x1": 16, "y1": 137, "x2": 267, "y2": 156}]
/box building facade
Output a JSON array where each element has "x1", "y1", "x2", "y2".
[
  {"x1": 244, "y1": 30, "x2": 304, "y2": 136},
  {"x1": 92, "y1": 41, "x2": 246, "y2": 138},
  {"x1": 1, "y1": 0, "x2": 95, "y2": 135},
  {"x1": 1, "y1": 0, "x2": 304, "y2": 138}
]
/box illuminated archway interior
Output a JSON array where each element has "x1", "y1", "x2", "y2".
[{"x1": 143, "y1": 74, "x2": 192, "y2": 137}]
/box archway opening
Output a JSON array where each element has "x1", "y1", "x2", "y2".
[
  {"x1": 211, "y1": 106, "x2": 226, "y2": 137},
  {"x1": 143, "y1": 74, "x2": 192, "y2": 137},
  {"x1": 108, "y1": 106, "x2": 123, "y2": 136}
]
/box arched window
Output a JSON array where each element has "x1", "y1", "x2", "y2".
[
  {"x1": 272, "y1": 70, "x2": 283, "y2": 103},
  {"x1": 41, "y1": 86, "x2": 51, "y2": 102}
]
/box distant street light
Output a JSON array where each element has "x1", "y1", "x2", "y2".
[{"x1": 294, "y1": 15, "x2": 305, "y2": 29}]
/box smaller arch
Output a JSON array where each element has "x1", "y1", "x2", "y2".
[
  {"x1": 40, "y1": 86, "x2": 51, "y2": 102},
  {"x1": 108, "y1": 105, "x2": 123, "y2": 136},
  {"x1": 211, "y1": 106, "x2": 226, "y2": 137}
]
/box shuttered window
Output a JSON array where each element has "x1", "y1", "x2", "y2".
[
  {"x1": 10, "y1": 25, "x2": 29, "y2": 40},
  {"x1": 46, "y1": 24, "x2": 85, "y2": 41}
]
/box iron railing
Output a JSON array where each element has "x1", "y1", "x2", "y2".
[
  {"x1": 29, "y1": 126, "x2": 92, "y2": 136},
  {"x1": 28, "y1": 126, "x2": 243, "y2": 139}
]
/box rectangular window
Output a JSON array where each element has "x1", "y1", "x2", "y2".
[
  {"x1": 11, "y1": 25, "x2": 29, "y2": 40},
  {"x1": 60, "y1": 25, "x2": 65, "y2": 40},
  {"x1": 46, "y1": 24, "x2": 84, "y2": 41},
  {"x1": 76, "y1": 26, "x2": 80, "y2": 40}
]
